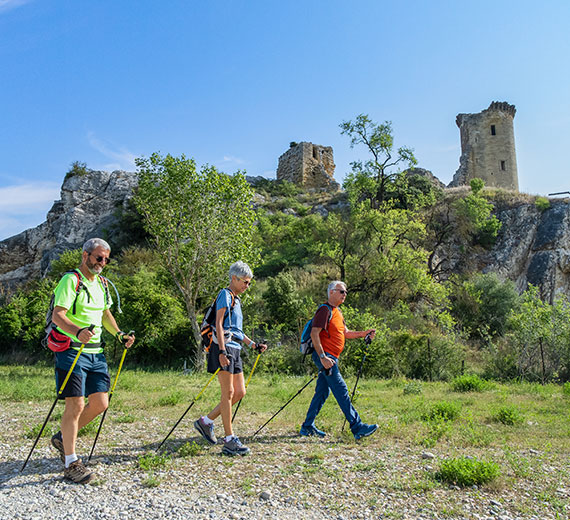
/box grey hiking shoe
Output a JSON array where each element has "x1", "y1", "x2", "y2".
[
  {"x1": 194, "y1": 417, "x2": 217, "y2": 445},
  {"x1": 222, "y1": 436, "x2": 250, "y2": 456},
  {"x1": 64, "y1": 459, "x2": 95, "y2": 484},
  {"x1": 51, "y1": 431, "x2": 65, "y2": 463}
]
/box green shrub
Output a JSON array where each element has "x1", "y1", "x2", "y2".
[
  {"x1": 138, "y1": 452, "x2": 170, "y2": 471},
  {"x1": 435, "y1": 456, "x2": 500, "y2": 487},
  {"x1": 64, "y1": 160, "x2": 89, "y2": 180},
  {"x1": 403, "y1": 380, "x2": 423, "y2": 395},
  {"x1": 535, "y1": 197, "x2": 550, "y2": 212},
  {"x1": 451, "y1": 374, "x2": 487, "y2": 392},
  {"x1": 423, "y1": 401, "x2": 461, "y2": 422},
  {"x1": 493, "y1": 405, "x2": 524, "y2": 425},
  {"x1": 178, "y1": 441, "x2": 202, "y2": 457}
]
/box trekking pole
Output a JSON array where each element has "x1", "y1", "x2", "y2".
[
  {"x1": 252, "y1": 371, "x2": 320, "y2": 438},
  {"x1": 87, "y1": 330, "x2": 134, "y2": 463},
  {"x1": 342, "y1": 333, "x2": 372, "y2": 432},
  {"x1": 21, "y1": 324, "x2": 94, "y2": 472},
  {"x1": 157, "y1": 368, "x2": 221, "y2": 452},
  {"x1": 232, "y1": 350, "x2": 262, "y2": 422}
]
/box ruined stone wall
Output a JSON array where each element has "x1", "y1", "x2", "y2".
[
  {"x1": 276, "y1": 142, "x2": 338, "y2": 190},
  {"x1": 450, "y1": 101, "x2": 518, "y2": 191}
]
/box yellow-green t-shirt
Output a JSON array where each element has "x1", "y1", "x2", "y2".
[{"x1": 53, "y1": 271, "x2": 113, "y2": 354}]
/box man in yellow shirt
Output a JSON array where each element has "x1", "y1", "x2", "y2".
[{"x1": 49, "y1": 238, "x2": 134, "y2": 484}]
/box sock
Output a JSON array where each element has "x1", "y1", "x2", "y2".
[
  {"x1": 65, "y1": 454, "x2": 78, "y2": 468},
  {"x1": 224, "y1": 435, "x2": 235, "y2": 443},
  {"x1": 201, "y1": 415, "x2": 214, "y2": 426}
]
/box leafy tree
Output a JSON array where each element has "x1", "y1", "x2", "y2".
[
  {"x1": 309, "y1": 211, "x2": 358, "y2": 280},
  {"x1": 450, "y1": 273, "x2": 519, "y2": 340},
  {"x1": 340, "y1": 114, "x2": 417, "y2": 209},
  {"x1": 263, "y1": 272, "x2": 313, "y2": 333},
  {"x1": 343, "y1": 206, "x2": 448, "y2": 309},
  {"x1": 254, "y1": 212, "x2": 323, "y2": 277},
  {"x1": 454, "y1": 179, "x2": 502, "y2": 248},
  {"x1": 506, "y1": 285, "x2": 570, "y2": 382},
  {"x1": 133, "y1": 153, "x2": 258, "y2": 365}
]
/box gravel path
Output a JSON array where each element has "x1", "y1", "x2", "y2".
[{"x1": 1, "y1": 407, "x2": 568, "y2": 519}]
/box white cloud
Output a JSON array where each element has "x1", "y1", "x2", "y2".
[
  {"x1": 0, "y1": 182, "x2": 59, "y2": 240},
  {"x1": 0, "y1": 182, "x2": 59, "y2": 212},
  {"x1": 222, "y1": 156, "x2": 245, "y2": 165},
  {"x1": 0, "y1": 0, "x2": 31, "y2": 13},
  {"x1": 87, "y1": 132, "x2": 137, "y2": 171}
]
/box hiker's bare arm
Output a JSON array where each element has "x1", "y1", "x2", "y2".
[{"x1": 52, "y1": 306, "x2": 94, "y2": 343}]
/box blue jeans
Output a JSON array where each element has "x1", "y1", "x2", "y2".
[{"x1": 302, "y1": 351, "x2": 363, "y2": 433}]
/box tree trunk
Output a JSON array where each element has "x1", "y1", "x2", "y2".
[{"x1": 185, "y1": 299, "x2": 204, "y2": 370}]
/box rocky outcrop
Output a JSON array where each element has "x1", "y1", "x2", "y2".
[
  {"x1": 433, "y1": 197, "x2": 570, "y2": 303},
  {"x1": 486, "y1": 200, "x2": 570, "y2": 302},
  {"x1": 0, "y1": 169, "x2": 138, "y2": 288}
]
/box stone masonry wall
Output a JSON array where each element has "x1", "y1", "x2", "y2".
[
  {"x1": 450, "y1": 101, "x2": 518, "y2": 191},
  {"x1": 276, "y1": 142, "x2": 338, "y2": 190}
]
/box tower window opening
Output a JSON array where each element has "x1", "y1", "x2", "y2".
[
  {"x1": 491, "y1": 125, "x2": 496, "y2": 135},
  {"x1": 501, "y1": 160, "x2": 506, "y2": 171}
]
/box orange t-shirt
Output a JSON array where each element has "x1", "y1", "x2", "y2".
[{"x1": 312, "y1": 304, "x2": 346, "y2": 358}]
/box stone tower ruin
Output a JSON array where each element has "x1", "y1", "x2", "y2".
[
  {"x1": 449, "y1": 101, "x2": 518, "y2": 191},
  {"x1": 276, "y1": 142, "x2": 338, "y2": 190}
]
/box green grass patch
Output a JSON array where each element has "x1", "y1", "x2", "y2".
[
  {"x1": 434, "y1": 456, "x2": 501, "y2": 487},
  {"x1": 114, "y1": 413, "x2": 136, "y2": 424},
  {"x1": 492, "y1": 405, "x2": 524, "y2": 425},
  {"x1": 24, "y1": 421, "x2": 54, "y2": 439},
  {"x1": 142, "y1": 473, "x2": 161, "y2": 487},
  {"x1": 562, "y1": 382, "x2": 570, "y2": 397},
  {"x1": 138, "y1": 452, "x2": 171, "y2": 471},
  {"x1": 177, "y1": 441, "x2": 202, "y2": 457},
  {"x1": 451, "y1": 374, "x2": 488, "y2": 392},
  {"x1": 422, "y1": 401, "x2": 461, "y2": 422},
  {"x1": 158, "y1": 390, "x2": 184, "y2": 406}
]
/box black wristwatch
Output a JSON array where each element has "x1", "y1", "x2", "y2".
[{"x1": 219, "y1": 350, "x2": 227, "y2": 356}]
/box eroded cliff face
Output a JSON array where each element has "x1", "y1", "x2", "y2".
[
  {"x1": 485, "y1": 200, "x2": 570, "y2": 302},
  {"x1": 0, "y1": 169, "x2": 138, "y2": 287}
]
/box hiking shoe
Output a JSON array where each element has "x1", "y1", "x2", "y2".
[
  {"x1": 221, "y1": 436, "x2": 250, "y2": 456},
  {"x1": 194, "y1": 417, "x2": 217, "y2": 445},
  {"x1": 299, "y1": 425, "x2": 326, "y2": 438},
  {"x1": 51, "y1": 431, "x2": 65, "y2": 463},
  {"x1": 354, "y1": 423, "x2": 378, "y2": 440},
  {"x1": 63, "y1": 459, "x2": 95, "y2": 484}
]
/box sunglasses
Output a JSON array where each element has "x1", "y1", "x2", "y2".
[
  {"x1": 89, "y1": 253, "x2": 111, "y2": 265},
  {"x1": 238, "y1": 277, "x2": 251, "y2": 286},
  {"x1": 334, "y1": 289, "x2": 347, "y2": 295}
]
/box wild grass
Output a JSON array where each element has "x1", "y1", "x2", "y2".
[{"x1": 3, "y1": 363, "x2": 570, "y2": 464}]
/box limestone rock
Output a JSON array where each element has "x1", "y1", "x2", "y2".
[{"x1": 0, "y1": 169, "x2": 138, "y2": 288}]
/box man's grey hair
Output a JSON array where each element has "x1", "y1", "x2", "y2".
[
  {"x1": 83, "y1": 238, "x2": 111, "y2": 253},
  {"x1": 327, "y1": 280, "x2": 347, "y2": 298},
  {"x1": 229, "y1": 261, "x2": 253, "y2": 282}
]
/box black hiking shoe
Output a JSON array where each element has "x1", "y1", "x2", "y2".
[
  {"x1": 221, "y1": 436, "x2": 250, "y2": 456},
  {"x1": 64, "y1": 459, "x2": 95, "y2": 484},
  {"x1": 51, "y1": 431, "x2": 65, "y2": 463},
  {"x1": 194, "y1": 417, "x2": 217, "y2": 445}
]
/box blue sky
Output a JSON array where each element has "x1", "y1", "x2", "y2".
[{"x1": 1, "y1": 0, "x2": 569, "y2": 240}]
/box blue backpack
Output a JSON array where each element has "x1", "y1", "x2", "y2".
[{"x1": 299, "y1": 303, "x2": 333, "y2": 355}]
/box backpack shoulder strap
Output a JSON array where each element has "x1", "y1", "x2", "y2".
[{"x1": 97, "y1": 274, "x2": 111, "y2": 306}]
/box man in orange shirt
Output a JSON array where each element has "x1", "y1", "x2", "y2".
[{"x1": 300, "y1": 280, "x2": 378, "y2": 440}]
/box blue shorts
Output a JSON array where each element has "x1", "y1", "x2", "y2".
[{"x1": 54, "y1": 349, "x2": 110, "y2": 399}]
